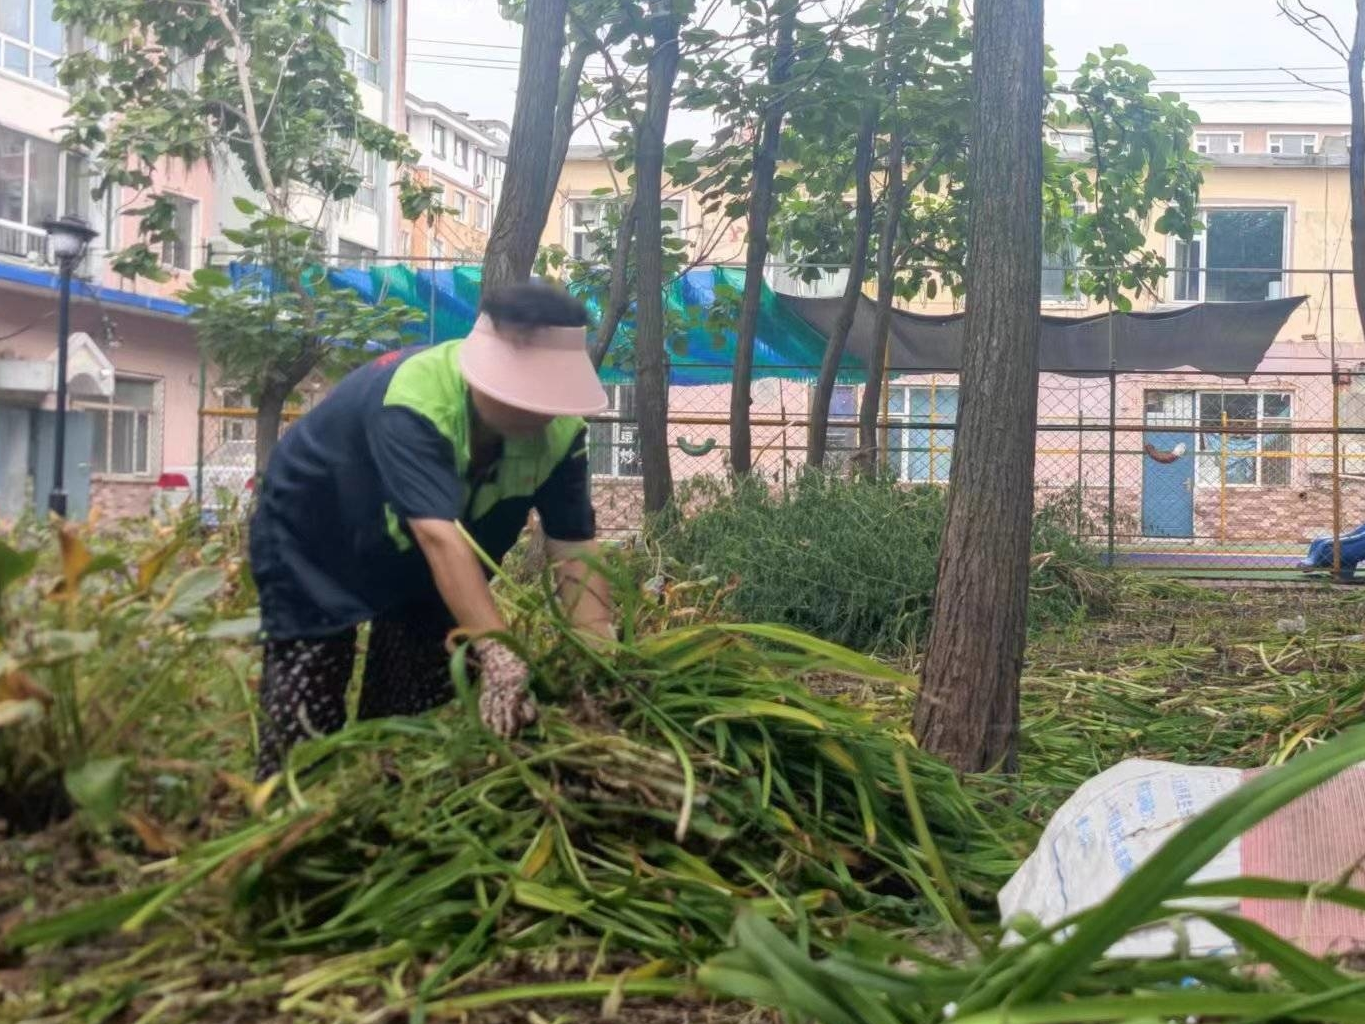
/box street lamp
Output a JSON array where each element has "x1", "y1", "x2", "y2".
[{"x1": 42, "y1": 214, "x2": 98, "y2": 518}]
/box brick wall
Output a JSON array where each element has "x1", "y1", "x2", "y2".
[
  {"x1": 91, "y1": 480, "x2": 157, "y2": 520},
  {"x1": 1194, "y1": 477, "x2": 1365, "y2": 543}
]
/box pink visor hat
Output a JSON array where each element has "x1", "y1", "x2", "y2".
[{"x1": 457, "y1": 313, "x2": 609, "y2": 417}]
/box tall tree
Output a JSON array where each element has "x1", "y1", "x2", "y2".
[
  {"x1": 633, "y1": 2, "x2": 686, "y2": 514},
  {"x1": 483, "y1": 0, "x2": 573, "y2": 292},
  {"x1": 807, "y1": 0, "x2": 895, "y2": 468},
  {"x1": 912, "y1": 0, "x2": 1044, "y2": 773},
  {"x1": 57, "y1": 0, "x2": 436, "y2": 470},
  {"x1": 1277, "y1": 1, "x2": 1365, "y2": 336},
  {"x1": 721, "y1": 0, "x2": 800, "y2": 476}
]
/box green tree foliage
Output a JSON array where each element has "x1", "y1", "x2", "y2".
[{"x1": 56, "y1": 0, "x2": 440, "y2": 468}]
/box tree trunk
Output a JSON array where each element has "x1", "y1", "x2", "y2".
[
  {"x1": 589, "y1": 199, "x2": 638, "y2": 369},
  {"x1": 633, "y1": 6, "x2": 682, "y2": 515},
  {"x1": 482, "y1": 0, "x2": 570, "y2": 293},
  {"x1": 1349, "y1": 4, "x2": 1365, "y2": 337},
  {"x1": 806, "y1": 109, "x2": 876, "y2": 468},
  {"x1": 856, "y1": 126, "x2": 906, "y2": 475},
  {"x1": 730, "y1": 1, "x2": 798, "y2": 476},
  {"x1": 913, "y1": 0, "x2": 1044, "y2": 774},
  {"x1": 254, "y1": 386, "x2": 288, "y2": 475},
  {"x1": 807, "y1": 0, "x2": 894, "y2": 468},
  {"x1": 540, "y1": 39, "x2": 593, "y2": 218}
]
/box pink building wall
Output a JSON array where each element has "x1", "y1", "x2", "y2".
[
  {"x1": 1, "y1": 289, "x2": 204, "y2": 517},
  {"x1": 105, "y1": 158, "x2": 218, "y2": 300}
]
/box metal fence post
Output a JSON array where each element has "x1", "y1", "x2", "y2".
[
  {"x1": 1106, "y1": 308, "x2": 1117, "y2": 567},
  {"x1": 1331, "y1": 271, "x2": 1342, "y2": 577},
  {"x1": 1075, "y1": 406, "x2": 1084, "y2": 541}
]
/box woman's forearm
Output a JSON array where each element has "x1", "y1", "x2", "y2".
[
  {"x1": 549, "y1": 540, "x2": 615, "y2": 639},
  {"x1": 410, "y1": 518, "x2": 506, "y2": 637}
]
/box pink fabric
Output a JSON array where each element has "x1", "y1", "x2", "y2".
[
  {"x1": 1240, "y1": 766, "x2": 1365, "y2": 958},
  {"x1": 458, "y1": 315, "x2": 608, "y2": 416}
]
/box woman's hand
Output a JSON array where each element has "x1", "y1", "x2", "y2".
[{"x1": 473, "y1": 637, "x2": 537, "y2": 737}]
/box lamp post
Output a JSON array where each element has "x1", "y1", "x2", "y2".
[{"x1": 42, "y1": 214, "x2": 98, "y2": 518}]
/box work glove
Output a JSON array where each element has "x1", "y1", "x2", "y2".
[{"x1": 473, "y1": 637, "x2": 537, "y2": 738}]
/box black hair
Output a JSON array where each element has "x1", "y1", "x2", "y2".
[{"x1": 481, "y1": 281, "x2": 589, "y2": 330}]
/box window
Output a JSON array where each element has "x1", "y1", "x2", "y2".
[
  {"x1": 454, "y1": 137, "x2": 469, "y2": 169},
  {"x1": 1171, "y1": 207, "x2": 1287, "y2": 302},
  {"x1": 336, "y1": 238, "x2": 376, "y2": 268},
  {"x1": 82, "y1": 376, "x2": 158, "y2": 477},
  {"x1": 825, "y1": 384, "x2": 860, "y2": 468},
  {"x1": 220, "y1": 389, "x2": 255, "y2": 443},
  {"x1": 0, "y1": 127, "x2": 87, "y2": 261},
  {"x1": 430, "y1": 238, "x2": 444, "y2": 260},
  {"x1": 448, "y1": 189, "x2": 466, "y2": 222},
  {"x1": 1196, "y1": 392, "x2": 1292, "y2": 487},
  {"x1": 431, "y1": 122, "x2": 448, "y2": 160},
  {"x1": 1046, "y1": 129, "x2": 1093, "y2": 155},
  {"x1": 568, "y1": 197, "x2": 684, "y2": 262},
  {"x1": 474, "y1": 199, "x2": 488, "y2": 231},
  {"x1": 888, "y1": 385, "x2": 958, "y2": 483},
  {"x1": 769, "y1": 242, "x2": 849, "y2": 297},
  {"x1": 474, "y1": 148, "x2": 488, "y2": 178},
  {"x1": 165, "y1": 46, "x2": 197, "y2": 92},
  {"x1": 398, "y1": 229, "x2": 411, "y2": 256},
  {"x1": 1, "y1": 0, "x2": 63, "y2": 85},
  {"x1": 353, "y1": 148, "x2": 376, "y2": 209},
  {"x1": 589, "y1": 385, "x2": 642, "y2": 478},
  {"x1": 159, "y1": 194, "x2": 195, "y2": 271},
  {"x1": 1269, "y1": 133, "x2": 1316, "y2": 156},
  {"x1": 1195, "y1": 132, "x2": 1243, "y2": 155},
  {"x1": 1042, "y1": 224, "x2": 1080, "y2": 303},
  {"x1": 338, "y1": 0, "x2": 380, "y2": 84}
]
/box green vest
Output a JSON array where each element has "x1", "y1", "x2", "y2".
[{"x1": 380, "y1": 341, "x2": 586, "y2": 548}]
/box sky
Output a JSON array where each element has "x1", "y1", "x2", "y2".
[{"x1": 404, "y1": 0, "x2": 1360, "y2": 141}]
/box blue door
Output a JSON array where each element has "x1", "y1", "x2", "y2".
[
  {"x1": 31, "y1": 410, "x2": 94, "y2": 520},
  {"x1": 1141, "y1": 390, "x2": 1195, "y2": 539}
]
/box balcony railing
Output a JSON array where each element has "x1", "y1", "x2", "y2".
[{"x1": 0, "y1": 220, "x2": 49, "y2": 263}]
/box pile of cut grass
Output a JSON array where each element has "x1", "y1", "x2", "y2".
[{"x1": 7, "y1": 564, "x2": 1029, "y2": 1020}]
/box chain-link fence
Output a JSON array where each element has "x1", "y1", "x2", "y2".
[
  {"x1": 585, "y1": 364, "x2": 1365, "y2": 579},
  {"x1": 190, "y1": 263, "x2": 1365, "y2": 577}
]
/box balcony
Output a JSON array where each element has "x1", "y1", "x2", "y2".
[{"x1": 0, "y1": 220, "x2": 49, "y2": 263}]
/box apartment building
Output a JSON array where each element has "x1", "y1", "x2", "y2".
[
  {"x1": 0, "y1": 0, "x2": 408, "y2": 518},
  {"x1": 402, "y1": 94, "x2": 507, "y2": 261}
]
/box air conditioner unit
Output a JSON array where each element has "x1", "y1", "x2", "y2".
[{"x1": 474, "y1": 173, "x2": 487, "y2": 188}]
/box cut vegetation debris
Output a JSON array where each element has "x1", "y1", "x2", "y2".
[{"x1": 6, "y1": 524, "x2": 1365, "y2": 1023}]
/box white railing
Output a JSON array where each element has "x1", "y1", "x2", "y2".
[{"x1": 0, "y1": 220, "x2": 49, "y2": 262}]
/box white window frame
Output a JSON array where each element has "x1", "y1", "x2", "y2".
[
  {"x1": 337, "y1": 0, "x2": 380, "y2": 85},
  {"x1": 1195, "y1": 391, "x2": 1293, "y2": 488},
  {"x1": 1269, "y1": 132, "x2": 1318, "y2": 156},
  {"x1": 1168, "y1": 205, "x2": 1290, "y2": 303},
  {"x1": 566, "y1": 196, "x2": 685, "y2": 262},
  {"x1": 589, "y1": 385, "x2": 642, "y2": 479},
  {"x1": 218, "y1": 388, "x2": 255, "y2": 443},
  {"x1": 0, "y1": 0, "x2": 64, "y2": 87},
  {"x1": 1045, "y1": 128, "x2": 1094, "y2": 155},
  {"x1": 353, "y1": 148, "x2": 377, "y2": 209},
  {"x1": 431, "y1": 122, "x2": 447, "y2": 160},
  {"x1": 454, "y1": 136, "x2": 469, "y2": 170},
  {"x1": 78, "y1": 374, "x2": 161, "y2": 480},
  {"x1": 1195, "y1": 131, "x2": 1244, "y2": 155},
  {"x1": 886, "y1": 383, "x2": 959, "y2": 484},
  {"x1": 430, "y1": 237, "x2": 444, "y2": 260},
  {"x1": 0, "y1": 128, "x2": 88, "y2": 261},
  {"x1": 159, "y1": 193, "x2": 196, "y2": 272}
]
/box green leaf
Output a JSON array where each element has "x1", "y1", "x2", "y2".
[
  {"x1": 0, "y1": 541, "x2": 38, "y2": 597},
  {"x1": 65, "y1": 757, "x2": 129, "y2": 829},
  {"x1": 155, "y1": 567, "x2": 225, "y2": 621},
  {"x1": 191, "y1": 267, "x2": 233, "y2": 289},
  {"x1": 202, "y1": 615, "x2": 262, "y2": 641},
  {"x1": 232, "y1": 196, "x2": 259, "y2": 216}
]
